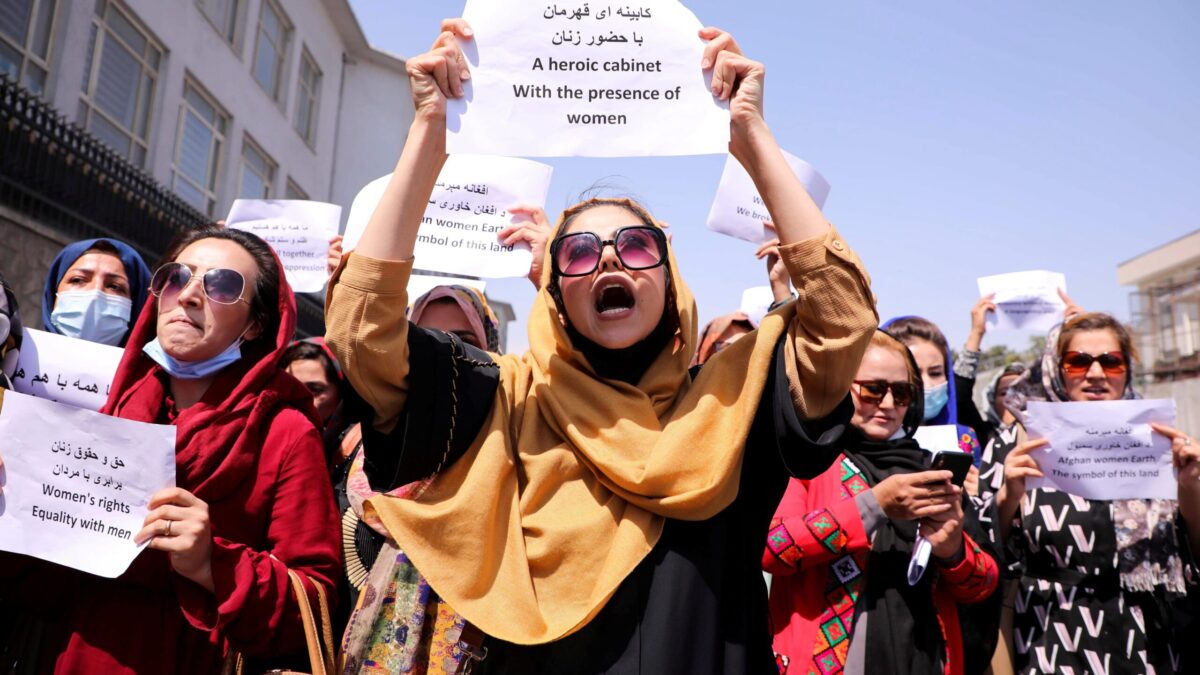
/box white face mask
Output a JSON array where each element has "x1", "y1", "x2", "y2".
[{"x1": 49, "y1": 290, "x2": 133, "y2": 346}]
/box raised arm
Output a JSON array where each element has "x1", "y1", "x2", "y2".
[
  {"x1": 325, "y1": 20, "x2": 473, "y2": 433},
  {"x1": 705, "y1": 29, "x2": 877, "y2": 419}
]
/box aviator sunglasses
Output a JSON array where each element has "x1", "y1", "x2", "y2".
[
  {"x1": 852, "y1": 380, "x2": 917, "y2": 407},
  {"x1": 551, "y1": 226, "x2": 668, "y2": 277},
  {"x1": 1061, "y1": 351, "x2": 1127, "y2": 377},
  {"x1": 150, "y1": 261, "x2": 248, "y2": 305}
]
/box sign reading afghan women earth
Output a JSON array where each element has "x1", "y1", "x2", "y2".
[{"x1": 449, "y1": 0, "x2": 729, "y2": 157}]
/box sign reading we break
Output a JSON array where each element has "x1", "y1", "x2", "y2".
[{"x1": 450, "y1": 0, "x2": 729, "y2": 157}]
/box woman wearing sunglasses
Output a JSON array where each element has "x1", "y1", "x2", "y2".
[
  {"x1": 0, "y1": 226, "x2": 340, "y2": 673},
  {"x1": 325, "y1": 19, "x2": 876, "y2": 674},
  {"x1": 765, "y1": 330, "x2": 999, "y2": 675},
  {"x1": 980, "y1": 312, "x2": 1200, "y2": 674}
]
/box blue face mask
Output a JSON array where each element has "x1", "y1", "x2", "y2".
[
  {"x1": 50, "y1": 290, "x2": 132, "y2": 346},
  {"x1": 923, "y1": 381, "x2": 949, "y2": 421},
  {"x1": 142, "y1": 335, "x2": 245, "y2": 380}
]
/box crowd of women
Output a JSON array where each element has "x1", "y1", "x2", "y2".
[{"x1": 0, "y1": 19, "x2": 1198, "y2": 675}]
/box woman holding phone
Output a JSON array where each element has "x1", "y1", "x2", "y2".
[{"x1": 765, "y1": 330, "x2": 999, "y2": 675}]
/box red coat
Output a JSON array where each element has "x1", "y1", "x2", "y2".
[
  {"x1": 1, "y1": 250, "x2": 340, "y2": 674},
  {"x1": 763, "y1": 455, "x2": 997, "y2": 675}
]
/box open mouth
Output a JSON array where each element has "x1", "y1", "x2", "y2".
[
  {"x1": 593, "y1": 280, "x2": 636, "y2": 318},
  {"x1": 1081, "y1": 385, "x2": 1110, "y2": 399}
]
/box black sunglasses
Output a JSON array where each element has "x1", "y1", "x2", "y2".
[
  {"x1": 852, "y1": 380, "x2": 917, "y2": 407},
  {"x1": 550, "y1": 226, "x2": 668, "y2": 277}
]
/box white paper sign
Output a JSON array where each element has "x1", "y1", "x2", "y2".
[
  {"x1": 408, "y1": 273, "x2": 486, "y2": 305},
  {"x1": 449, "y1": 0, "x2": 729, "y2": 157},
  {"x1": 227, "y1": 199, "x2": 342, "y2": 293},
  {"x1": 343, "y1": 156, "x2": 553, "y2": 278},
  {"x1": 1024, "y1": 399, "x2": 1177, "y2": 500},
  {"x1": 706, "y1": 152, "x2": 831, "y2": 243},
  {"x1": 11, "y1": 328, "x2": 122, "y2": 411},
  {"x1": 739, "y1": 286, "x2": 776, "y2": 327},
  {"x1": 0, "y1": 390, "x2": 177, "y2": 577},
  {"x1": 914, "y1": 425, "x2": 964, "y2": 455},
  {"x1": 976, "y1": 270, "x2": 1067, "y2": 332}
]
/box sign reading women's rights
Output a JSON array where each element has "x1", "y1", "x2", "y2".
[
  {"x1": 707, "y1": 152, "x2": 831, "y2": 244},
  {"x1": 449, "y1": 0, "x2": 729, "y2": 157},
  {"x1": 11, "y1": 328, "x2": 122, "y2": 411},
  {"x1": 343, "y1": 155, "x2": 553, "y2": 279},
  {"x1": 1024, "y1": 399, "x2": 1177, "y2": 500},
  {"x1": 226, "y1": 200, "x2": 342, "y2": 293},
  {"x1": 0, "y1": 390, "x2": 176, "y2": 577}
]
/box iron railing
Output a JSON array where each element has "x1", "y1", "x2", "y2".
[{"x1": 0, "y1": 74, "x2": 325, "y2": 336}]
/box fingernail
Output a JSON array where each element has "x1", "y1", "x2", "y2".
[
  {"x1": 461, "y1": 70, "x2": 471, "y2": 80},
  {"x1": 701, "y1": 58, "x2": 711, "y2": 69}
]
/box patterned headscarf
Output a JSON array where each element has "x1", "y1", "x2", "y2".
[{"x1": 409, "y1": 285, "x2": 500, "y2": 353}]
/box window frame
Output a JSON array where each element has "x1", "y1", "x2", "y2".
[
  {"x1": 195, "y1": 0, "x2": 240, "y2": 49},
  {"x1": 293, "y1": 45, "x2": 320, "y2": 147},
  {"x1": 238, "y1": 135, "x2": 277, "y2": 200},
  {"x1": 285, "y1": 177, "x2": 308, "y2": 200},
  {"x1": 0, "y1": 0, "x2": 59, "y2": 96},
  {"x1": 77, "y1": 0, "x2": 163, "y2": 168},
  {"x1": 170, "y1": 77, "x2": 229, "y2": 217},
  {"x1": 250, "y1": 0, "x2": 291, "y2": 103}
]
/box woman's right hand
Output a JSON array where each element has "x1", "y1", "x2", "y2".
[
  {"x1": 966, "y1": 294, "x2": 996, "y2": 351},
  {"x1": 872, "y1": 470, "x2": 961, "y2": 521},
  {"x1": 407, "y1": 19, "x2": 473, "y2": 123},
  {"x1": 996, "y1": 438, "x2": 1048, "y2": 512}
]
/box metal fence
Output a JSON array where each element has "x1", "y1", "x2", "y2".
[{"x1": 0, "y1": 74, "x2": 325, "y2": 336}]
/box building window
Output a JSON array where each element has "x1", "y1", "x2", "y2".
[
  {"x1": 0, "y1": 0, "x2": 57, "y2": 96},
  {"x1": 78, "y1": 0, "x2": 162, "y2": 167},
  {"x1": 285, "y1": 177, "x2": 307, "y2": 200},
  {"x1": 171, "y1": 80, "x2": 227, "y2": 216},
  {"x1": 196, "y1": 0, "x2": 238, "y2": 45},
  {"x1": 239, "y1": 137, "x2": 275, "y2": 198},
  {"x1": 293, "y1": 47, "x2": 319, "y2": 145},
  {"x1": 251, "y1": 0, "x2": 289, "y2": 101}
]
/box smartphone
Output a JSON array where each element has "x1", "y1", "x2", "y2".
[{"x1": 928, "y1": 450, "x2": 973, "y2": 487}]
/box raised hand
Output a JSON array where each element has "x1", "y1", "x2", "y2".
[
  {"x1": 407, "y1": 19, "x2": 473, "y2": 122},
  {"x1": 327, "y1": 235, "x2": 344, "y2": 277},
  {"x1": 756, "y1": 221, "x2": 790, "y2": 303},
  {"x1": 872, "y1": 470, "x2": 961, "y2": 521},
  {"x1": 966, "y1": 294, "x2": 996, "y2": 351},
  {"x1": 1059, "y1": 288, "x2": 1084, "y2": 321},
  {"x1": 500, "y1": 205, "x2": 554, "y2": 289}
]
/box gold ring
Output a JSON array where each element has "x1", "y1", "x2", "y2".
[{"x1": 164, "y1": 520, "x2": 172, "y2": 537}]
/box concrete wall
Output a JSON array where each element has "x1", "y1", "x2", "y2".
[
  {"x1": 329, "y1": 56, "x2": 413, "y2": 215},
  {"x1": 0, "y1": 210, "x2": 73, "y2": 330},
  {"x1": 37, "y1": 0, "x2": 410, "y2": 221}
]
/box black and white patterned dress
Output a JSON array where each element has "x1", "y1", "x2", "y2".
[{"x1": 975, "y1": 431, "x2": 1191, "y2": 674}]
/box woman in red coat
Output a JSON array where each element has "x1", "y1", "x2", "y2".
[
  {"x1": 0, "y1": 225, "x2": 340, "y2": 674},
  {"x1": 764, "y1": 330, "x2": 999, "y2": 675}
]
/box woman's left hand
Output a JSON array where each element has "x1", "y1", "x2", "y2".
[
  {"x1": 499, "y1": 205, "x2": 554, "y2": 289},
  {"x1": 1153, "y1": 423, "x2": 1200, "y2": 491},
  {"x1": 135, "y1": 487, "x2": 214, "y2": 592},
  {"x1": 920, "y1": 496, "x2": 965, "y2": 561}
]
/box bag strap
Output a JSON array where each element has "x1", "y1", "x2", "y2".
[{"x1": 287, "y1": 568, "x2": 337, "y2": 675}]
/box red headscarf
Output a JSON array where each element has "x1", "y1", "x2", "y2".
[{"x1": 100, "y1": 246, "x2": 318, "y2": 502}]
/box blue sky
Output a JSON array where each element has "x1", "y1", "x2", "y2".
[{"x1": 347, "y1": 0, "x2": 1199, "y2": 355}]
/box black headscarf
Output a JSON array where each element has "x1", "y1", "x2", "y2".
[{"x1": 840, "y1": 330, "x2": 945, "y2": 674}]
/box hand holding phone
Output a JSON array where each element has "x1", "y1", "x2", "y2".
[{"x1": 928, "y1": 450, "x2": 973, "y2": 488}]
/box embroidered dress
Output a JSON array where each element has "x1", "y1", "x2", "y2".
[{"x1": 766, "y1": 455, "x2": 997, "y2": 675}]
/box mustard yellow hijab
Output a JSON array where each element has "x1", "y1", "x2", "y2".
[{"x1": 366, "y1": 199, "x2": 800, "y2": 644}]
